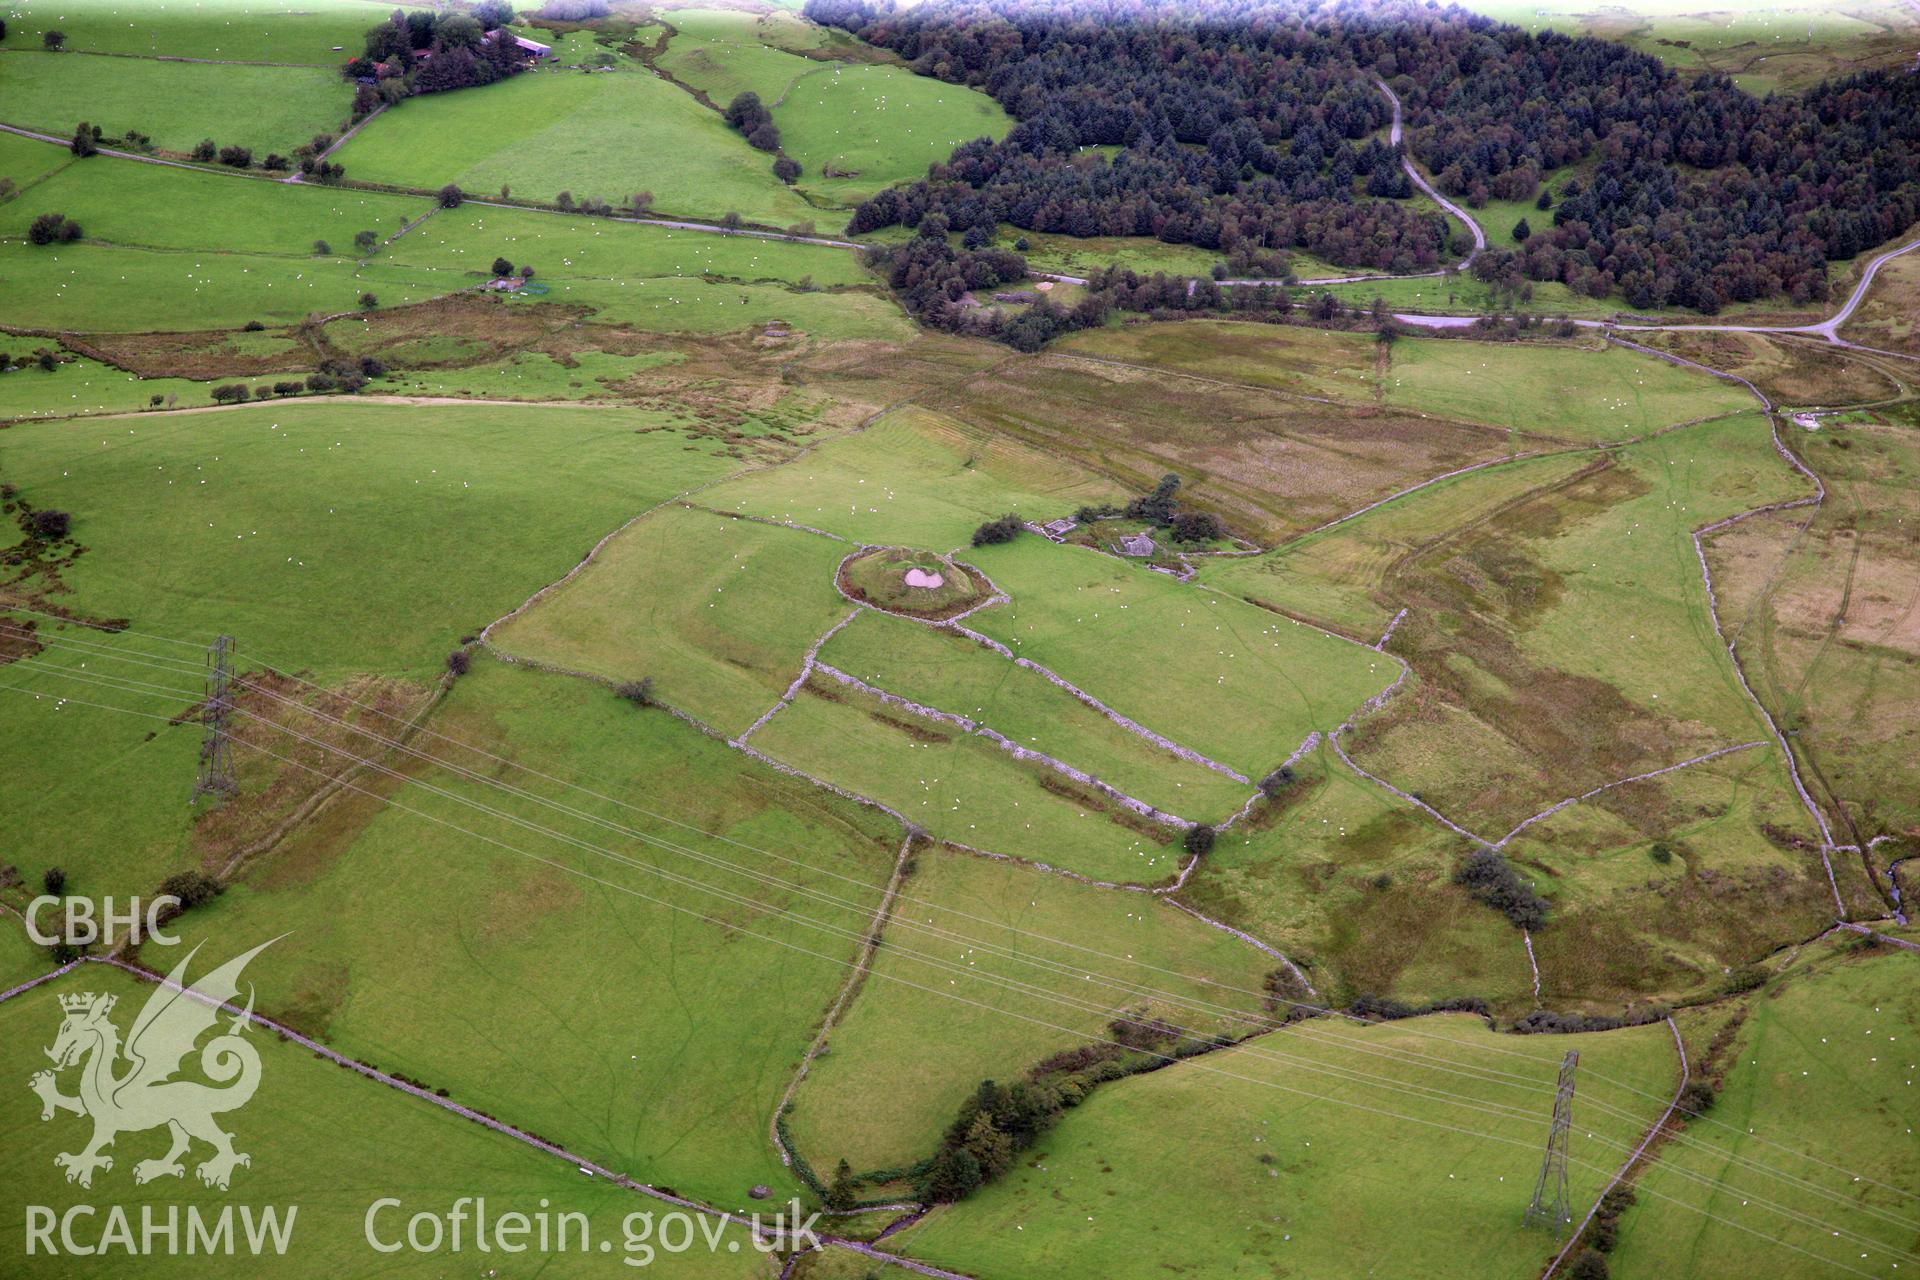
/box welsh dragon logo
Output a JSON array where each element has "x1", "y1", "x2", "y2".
[{"x1": 29, "y1": 940, "x2": 278, "y2": 1191}]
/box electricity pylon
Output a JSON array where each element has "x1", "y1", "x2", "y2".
[
  {"x1": 1524, "y1": 1049, "x2": 1579, "y2": 1231},
  {"x1": 192, "y1": 634, "x2": 237, "y2": 802}
]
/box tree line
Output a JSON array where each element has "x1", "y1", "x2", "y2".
[
  {"x1": 344, "y1": 3, "x2": 533, "y2": 102},
  {"x1": 810, "y1": 0, "x2": 1920, "y2": 311}
]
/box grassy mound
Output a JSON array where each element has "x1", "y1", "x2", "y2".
[{"x1": 838, "y1": 547, "x2": 984, "y2": 619}]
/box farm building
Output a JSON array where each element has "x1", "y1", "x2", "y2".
[
  {"x1": 486, "y1": 30, "x2": 553, "y2": 58},
  {"x1": 1119, "y1": 533, "x2": 1155, "y2": 557}
]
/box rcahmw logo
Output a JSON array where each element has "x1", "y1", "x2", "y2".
[{"x1": 23, "y1": 938, "x2": 300, "y2": 1259}]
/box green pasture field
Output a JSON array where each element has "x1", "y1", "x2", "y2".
[
  {"x1": 0, "y1": 158, "x2": 430, "y2": 256},
  {"x1": 993, "y1": 228, "x2": 1228, "y2": 280},
  {"x1": 752, "y1": 679, "x2": 1184, "y2": 882},
  {"x1": 0, "y1": 630, "x2": 219, "y2": 899},
  {"x1": 784, "y1": 845, "x2": 1275, "y2": 1175},
  {"x1": 1609, "y1": 942, "x2": 1920, "y2": 1277},
  {"x1": 1342, "y1": 413, "x2": 1819, "y2": 835},
  {"x1": 700, "y1": 407, "x2": 1120, "y2": 551},
  {"x1": 961, "y1": 537, "x2": 1397, "y2": 779},
  {"x1": 1199, "y1": 452, "x2": 1598, "y2": 640},
  {"x1": 0, "y1": 128, "x2": 74, "y2": 187},
  {"x1": 0, "y1": 54, "x2": 351, "y2": 156},
  {"x1": 333, "y1": 68, "x2": 818, "y2": 229},
  {"x1": 3, "y1": 154, "x2": 893, "y2": 339},
  {"x1": 375, "y1": 349, "x2": 681, "y2": 401},
  {"x1": 536, "y1": 26, "x2": 656, "y2": 69},
  {"x1": 818, "y1": 609, "x2": 1254, "y2": 821},
  {"x1": 0, "y1": 401, "x2": 739, "y2": 898},
  {"x1": 0, "y1": 965, "x2": 770, "y2": 1278},
  {"x1": 490, "y1": 504, "x2": 853, "y2": 738},
  {"x1": 383, "y1": 203, "x2": 871, "y2": 289},
  {"x1": 1511, "y1": 413, "x2": 1812, "y2": 742},
  {"x1": 0, "y1": 241, "x2": 456, "y2": 332},
  {"x1": 1382, "y1": 337, "x2": 1755, "y2": 443},
  {"x1": 0, "y1": 354, "x2": 208, "y2": 423},
  {"x1": 0, "y1": 0, "x2": 392, "y2": 63},
  {"x1": 892, "y1": 1014, "x2": 1679, "y2": 1280},
  {"x1": 655, "y1": 7, "x2": 826, "y2": 106},
  {"x1": 0, "y1": 400, "x2": 743, "y2": 678},
  {"x1": 0, "y1": 914, "x2": 43, "y2": 989},
  {"x1": 542, "y1": 274, "x2": 911, "y2": 342},
  {"x1": 160, "y1": 656, "x2": 901, "y2": 1212},
  {"x1": 372, "y1": 201, "x2": 904, "y2": 339},
  {"x1": 776, "y1": 63, "x2": 1011, "y2": 206},
  {"x1": 1464, "y1": 163, "x2": 1592, "y2": 253},
  {"x1": 1052, "y1": 319, "x2": 1378, "y2": 401}
]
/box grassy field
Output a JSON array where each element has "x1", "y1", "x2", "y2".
[
  {"x1": 753, "y1": 678, "x2": 1186, "y2": 882},
  {"x1": 655, "y1": 7, "x2": 828, "y2": 105},
  {"x1": 1382, "y1": 337, "x2": 1755, "y2": 443},
  {"x1": 382, "y1": 202, "x2": 871, "y2": 289},
  {"x1": 0, "y1": 400, "x2": 742, "y2": 901},
  {"x1": 0, "y1": 53, "x2": 350, "y2": 155},
  {"x1": 700, "y1": 407, "x2": 1120, "y2": 551},
  {"x1": 0, "y1": 913, "x2": 45, "y2": 988},
  {"x1": 489, "y1": 503, "x2": 854, "y2": 738},
  {"x1": 157, "y1": 656, "x2": 901, "y2": 1212},
  {"x1": 0, "y1": 630, "x2": 211, "y2": 898},
  {"x1": 819, "y1": 609, "x2": 1254, "y2": 820},
  {"x1": 1609, "y1": 940, "x2": 1920, "y2": 1277},
  {"x1": 1200, "y1": 451, "x2": 1599, "y2": 640},
  {"x1": 962, "y1": 536, "x2": 1397, "y2": 779},
  {"x1": 752, "y1": 675, "x2": 1182, "y2": 886},
  {"x1": 1504, "y1": 741, "x2": 1857, "y2": 1000},
  {"x1": 373, "y1": 348, "x2": 679, "y2": 401},
  {"x1": 541, "y1": 273, "x2": 912, "y2": 342},
  {"x1": 1341, "y1": 413, "x2": 1816, "y2": 834},
  {"x1": 0, "y1": 353, "x2": 208, "y2": 423},
  {"x1": 1176, "y1": 743, "x2": 1542, "y2": 1008},
  {"x1": 0, "y1": 400, "x2": 744, "y2": 677},
  {"x1": 776, "y1": 63, "x2": 1011, "y2": 206},
  {"x1": 0, "y1": 158, "x2": 431, "y2": 256},
  {"x1": 1838, "y1": 246, "x2": 1920, "y2": 356},
  {"x1": 1056, "y1": 317, "x2": 1756, "y2": 452},
  {"x1": 1642, "y1": 329, "x2": 1908, "y2": 410},
  {"x1": 0, "y1": 963, "x2": 771, "y2": 1278},
  {"x1": 785, "y1": 846, "x2": 1275, "y2": 1175},
  {"x1": 1461, "y1": 0, "x2": 1920, "y2": 94},
  {"x1": 1053, "y1": 320, "x2": 1378, "y2": 400},
  {"x1": 0, "y1": 0, "x2": 392, "y2": 62},
  {"x1": 0, "y1": 153, "x2": 898, "y2": 339},
  {"x1": 891, "y1": 1013, "x2": 1679, "y2": 1280},
  {"x1": 1707, "y1": 414, "x2": 1920, "y2": 842},
  {"x1": 0, "y1": 240, "x2": 458, "y2": 332},
  {"x1": 926, "y1": 345, "x2": 1517, "y2": 543},
  {"x1": 333, "y1": 68, "x2": 818, "y2": 229},
  {"x1": 992, "y1": 228, "x2": 1229, "y2": 280},
  {"x1": 371, "y1": 200, "x2": 904, "y2": 341},
  {"x1": 0, "y1": 127, "x2": 75, "y2": 186}
]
